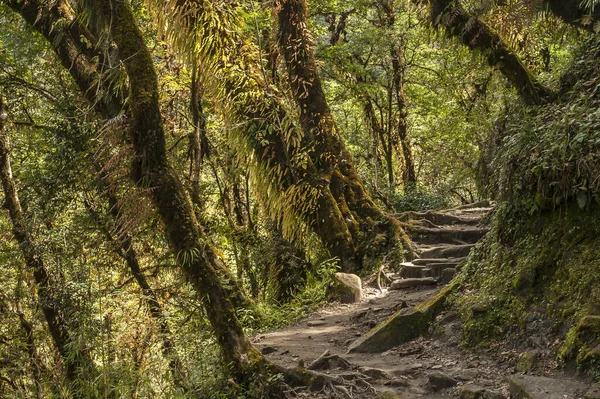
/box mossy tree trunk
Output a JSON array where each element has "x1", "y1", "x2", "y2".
[
  {"x1": 427, "y1": 0, "x2": 555, "y2": 105},
  {"x1": 4, "y1": 0, "x2": 253, "y2": 312},
  {"x1": 0, "y1": 95, "x2": 97, "y2": 395},
  {"x1": 276, "y1": 0, "x2": 414, "y2": 270},
  {"x1": 89, "y1": 0, "x2": 274, "y2": 381},
  {"x1": 188, "y1": 65, "x2": 210, "y2": 218},
  {"x1": 6, "y1": 0, "x2": 262, "y2": 382}
]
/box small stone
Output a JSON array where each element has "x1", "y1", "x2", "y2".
[
  {"x1": 586, "y1": 383, "x2": 600, "y2": 399},
  {"x1": 358, "y1": 366, "x2": 391, "y2": 380},
  {"x1": 307, "y1": 335, "x2": 312, "y2": 339},
  {"x1": 444, "y1": 360, "x2": 457, "y2": 366},
  {"x1": 260, "y1": 346, "x2": 277, "y2": 355},
  {"x1": 386, "y1": 379, "x2": 409, "y2": 387},
  {"x1": 455, "y1": 368, "x2": 479, "y2": 381},
  {"x1": 355, "y1": 332, "x2": 362, "y2": 337},
  {"x1": 431, "y1": 364, "x2": 443, "y2": 369},
  {"x1": 459, "y1": 384, "x2": 504, "y2": 399},
  {"x1": 281, "y1": 349, "x2": 290, "y2": 355},
  {"x1": 427, "y1": 371, "x2": 457, "y2": 391},
  {"x1": 471, "y1": 303, "x2": 489, "y2": 314},
  {"x1": 307, "y1": 320, "x2": 326, "y2": 327}
]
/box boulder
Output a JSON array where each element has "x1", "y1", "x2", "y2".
[{"x1": 330, "y1": 273, "x2": 362, "y2": 303}]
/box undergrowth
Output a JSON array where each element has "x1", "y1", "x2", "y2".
[
  {"x1": 455, "y1": 36, "x2": 600, "y2": 376},
  {"x1": 479, "y1": 36, "x2": 600, "y2": 213}
]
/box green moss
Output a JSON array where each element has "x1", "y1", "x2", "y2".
[
  {"x1": 349, "y1": 281, "x2": 459, "y2": 352},
  {"x1": 517, "y1": 351, "x2": 540, "y2": 372},
  {"x1": 454, "y1": 203, "x2": 600, "y2": 361},
  {"x1": 559, "y1": 316, "x2": 600, "y2": 375}
]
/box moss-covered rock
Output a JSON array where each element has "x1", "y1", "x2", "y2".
[
  {"x1": 329, "y1": 273, "x2": 362, "y2": 303},
  {"x1": 559, "y1": 316, "x2": 600, "y2": 373},
  {"x1": 348, "y1": 281, "x2": 459, "y2": 353}
]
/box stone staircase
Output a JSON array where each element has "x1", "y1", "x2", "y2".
[{"x1": 392, "y1": 201, "x2": 493, "y2": 286}]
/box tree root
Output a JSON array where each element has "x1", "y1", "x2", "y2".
[{"x1": 276, "y1": 357, "x2": 376, "y2": 397}]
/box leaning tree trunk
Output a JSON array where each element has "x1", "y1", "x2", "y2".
[
  {"x1": 90, "y1": 0, "x2": 276, "y2": 382},
  {"x1": 276, "y1": 0, "x2": 415, "y2": 270},
  {"x1": 2, "y1": 0, "x2": 254, "y2": 313},
  {"x1": 4, "y1": 0, "x2": 265, "y2": 383},
  {"x1": 0, "y1": 95, "x2": 97, "y2": 396},
  {"x1": 428, "y1": 0, "x2": 555, "y2": 105}
]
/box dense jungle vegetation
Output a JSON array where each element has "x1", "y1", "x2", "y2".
[{"x1": 0, "y1": 0, "x2": 599, "y2": 397}]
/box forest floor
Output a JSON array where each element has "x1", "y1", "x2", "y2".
[{"x1": 252, "y1": 204, "x2": 598, "y2": 398}]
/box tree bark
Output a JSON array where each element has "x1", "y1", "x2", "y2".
[
  {"x1": 3, "y1": 0, "x2": 253, "y2": 311},
  {"x1": 428, "y1": 0, "x2": 555, "y2": 105},
  {"x1": 276, "y1": 0, "x2": 415, "y2": 270},
  {"x1": 90, "y1": 0, "x2": 274, "y2": 381},
  {"x1": 0, "y1": 95, "x2": 96, "y2": 395},
  {"x1": 390, "y1": 43, "x2": 417, "y2": 186}
]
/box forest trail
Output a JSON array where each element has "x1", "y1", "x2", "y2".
[{"x1": 253, "y1": 203, "x2": 596, "y2": 398}]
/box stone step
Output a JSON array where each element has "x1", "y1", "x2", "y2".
[
  {"x1": 413, "y1": 257, "x2": 466, "y2": 266},
  {"x1": 419, "y1": 244, "x2": 475, "y2": 259},
  {"x1": 410, "y1": 226, "x2": 489, "y2": 245},
  {"x1": 440, "y1": 268, "x2": 456, "y2": 283},
  {"x1": 396, "y1": 210, "x2": 483, "y2": 226},
  {"x1": 398, "y1": 263, "x2": 427, "y2": 279},
  {"x1": 390, "y1": 277, "x2": 437, "y2": 290},
  {"x1": 420, "y1": 263, "x2": 458, "y2": 278}
]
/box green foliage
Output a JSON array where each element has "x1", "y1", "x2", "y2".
[
  {"x1": 1, "y1": 0, "x2": 598, "y2": 394},
  {"x1": 480, "y1": 37, "x2": 600, "y2": 211},
  {"x1": 455, "y1": 203, "x2": 600, "y2": 368}
]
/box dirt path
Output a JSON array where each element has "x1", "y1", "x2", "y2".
[
  {"x1": 254, "y1": 285, "x2": 510, "y2": 398},
  {"x1": 252, "y1": 203, "x2": 595, "y2": 398}
]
